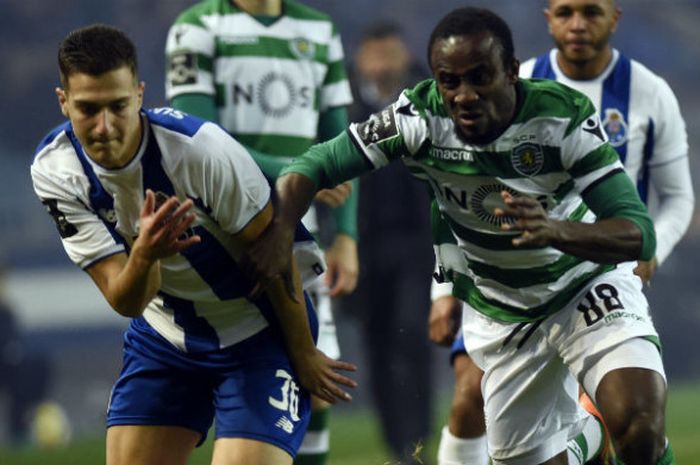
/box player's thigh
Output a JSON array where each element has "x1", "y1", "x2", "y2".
[
  {"x1": 451, "y1": 353, "x2": 483, "y2": 413},
  {"x1": 461, "y1": 306, "x2": 584, "y2": 464},
  {"x1": 449, "y1": 353, "x2": 485, "y2": 437},
  {"x1": 106, "y1": 425, "x2": 200, "y2": 465},
  {"x1": 213, "y1": 327, "x2": 311, "y2": 458},
  {"x1": 550, "y1": 265, "x2": 664, "y2": 402},
  {"x1": 592, "y1": 341, "x2": 667, "y2": 439},
  {"x1": 212, "y1": 437, "x2": 293, "y2": 465}
]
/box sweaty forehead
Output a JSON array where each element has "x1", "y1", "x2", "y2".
[
  {"x1": 431, "y1": 33, "x2": 499, "y2": 68},
  {"x1": 548, "y1": 0, "x2": 614, "y2": 9}
]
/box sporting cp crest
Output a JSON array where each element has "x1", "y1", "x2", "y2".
[
  {"x1": 290, "y1": 38, "x2": 315, "y2": 60},
  {"x1": 602, "y1": 108, "x2": 628, "y2": 147},
  {"x1": 511, "y1": 142, "x2": 544, "y2": 176}
]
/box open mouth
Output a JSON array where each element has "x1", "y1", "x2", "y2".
[{"x1": 457, "y1": 112, "x2": 482, "y2": 127}]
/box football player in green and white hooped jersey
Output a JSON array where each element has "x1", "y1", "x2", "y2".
[
  {"x1": 165, "y1": 2, "x2": 357, "y2": 464},
  {"x1": 431, "y1": 2, "x2": 693, "y2": 464},
  {"x1": 241, "y1": 6, "x2": 678, "y2": 465}
]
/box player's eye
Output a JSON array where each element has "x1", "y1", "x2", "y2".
[
  {"x1": 467, "y1": 68, "x2": 492, "y2": 87},
  {"x1": 77, "y1": 104, "x2": 99, "y2": 116},
  {"x1": 439, "y1": 73, "x2": 460, "y2": 89},
  {"x1": 583, "y1": 6, "x2": 604, "y2": 18},
  {"x1": 111, "y1": 102, "x2": 129, "y2": 113},
  {"x1": 553, "y1": 7, "x2": 572, "y2": 18}
]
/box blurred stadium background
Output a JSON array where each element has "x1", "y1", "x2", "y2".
[{"x1": 1, "y1": 0, "x2": 699, "y2": 463}]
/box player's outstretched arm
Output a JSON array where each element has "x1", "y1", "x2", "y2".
[
  {"x1": 496, "y1": 171, "x2": 656, "y2": 264},
  {"x1": 235, "y1": 200, "x2": 357, "y2": 402},
  {"x1": 266, "y1": 259, "x2": 357, "y2": 404},
  {"x1": 242, "y1": 132, "x2": 371, "y2": 299},
  {"x1": 87, "y1": 190, "x2": 201, "y2": 317}
]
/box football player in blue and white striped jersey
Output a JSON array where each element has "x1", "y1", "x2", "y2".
[{"x1": 31, "y1": 24, "x2": 356, "y2": 465}]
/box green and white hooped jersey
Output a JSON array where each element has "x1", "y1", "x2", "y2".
[
  {"x1": 349, "y1": 78, "x2": 625, "y2": 322},
  {"x1": 165, "y1": 0, "x2": 352, "y2": 158}
]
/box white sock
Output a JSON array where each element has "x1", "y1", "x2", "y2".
[
  {"x1": 437, "y1": 426, "x2": 489, "y2": 465},
  {"x1": 567, "y1": 415, "x2": 604, "y2": 465}
]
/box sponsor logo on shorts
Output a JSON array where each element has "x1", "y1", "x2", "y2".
[
  {"x1": 275, "y1": 416, "x2": 294, "y2": 434},
  {"x1": 603, "y1": 310, "x2": 645, "y2": 324}
]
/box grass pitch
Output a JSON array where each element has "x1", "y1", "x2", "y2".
[{"x1": 1, "y1": 381, "x2": 699, "y2": 464}]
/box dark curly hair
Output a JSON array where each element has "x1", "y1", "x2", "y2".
[{"x1": 427, "y1": 7, "x2": 515, "y2": 69}]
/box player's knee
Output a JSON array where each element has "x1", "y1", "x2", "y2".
[
  {"x1": 608, "y1": 407, "x2": 665, "y2": 463},
  {"x1": 448, "y1": 355, "x2": 485, "y2": 438}
]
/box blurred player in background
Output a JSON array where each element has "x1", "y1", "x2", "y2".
[
  {"x1": 32, "y1": 24, "x2": 355, "y2": 465},
  {"x1": 241, "y1": 5, "x2": 677, "y2": 465},
  {"x1": 346, "y1": 22, "x2": 434, "y2": 464},
  {"x1": 165, "y1": 3, "x2": 358, "y2": 463},
  {"x1": 432, "y1": 1, "x2": 693, "y2": 464}
]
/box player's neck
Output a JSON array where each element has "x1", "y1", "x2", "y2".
[
  {"x1": 233, "y1": 0, "x2": 282, "y2": 16},
  {"x1": 556, "y1": 46, "x2": 613, "y2": 81}
]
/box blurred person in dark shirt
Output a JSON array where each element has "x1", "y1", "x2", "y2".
[
  {"x1": 346, "y1": 22, "x2": 435, "y2": 464},
  {"x1": 0, "y1": 267, "x2": 53, "y2": 446}
]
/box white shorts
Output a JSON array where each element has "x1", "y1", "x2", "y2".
[{"x1": 461, "y1": 264, "x2": 665, "y2": 465}]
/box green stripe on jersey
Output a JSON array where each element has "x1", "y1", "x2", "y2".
[
  {"x1": 234, "y1": 133, "x2": 314, "y2": 157},
  {"x1": 514, "y1": 79, "x2": 597, "y2": 137},
  {"x1": 569, "y1": 144, "x2": 620, "y2": 178},
  {"x1": 467, "y1": 254, "x2": 586, "y2": 289},
  {"x1": 416, "y1": 145, "x2": 564, "y2": 178},
  {"x1": 452, "y1": 264, "x2": 615, "y2": 322},
  {"x1": 323, "y1": 60, "x2": 348, "y2": 85},
  {"x1": 215, "y1": 37, "x2": 329, "y2": 64}
]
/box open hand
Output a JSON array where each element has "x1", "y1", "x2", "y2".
[
  {"x1": 132, "y1": 189, "x2": 201, "y2": 261},
  {"x1": 634, "y1": 257, "x2": 658, "y2": 286},
  {"x1": 314, "y1": 181, "x2": 353, "y2": 208},
  {"x1": 495, "y1": 191, "x2": 559, "y2": 248},
  {"x1": 295, "y1": 349, "x2": 357, "y2": 404},
  {"x1": 324, "y1": 235, "x2": 359, "y2": 297}
]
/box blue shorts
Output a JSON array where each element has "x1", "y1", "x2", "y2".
[
  {"x1": 450, "y1": 330, "x2": 468, "y2": 364},
  {"x1": 107, "y1": 295, "x2": 318, "y2": 458}
]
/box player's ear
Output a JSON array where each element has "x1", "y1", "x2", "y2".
[
  {"x1": 508, "y1": 59, "x2": 520, "y2": 84},
  {"x1": 55, "y1": 87, "x2": 69, "y2": 117},
  {"x1": 610, "y1": 7, "x2": 622, "y2": 34},
  {"x1": 543, "y1": 7, "x2": 552, "y2": 34},
  {"x1": 137, "y1": 81, "x2": 145, "y2": 107}
]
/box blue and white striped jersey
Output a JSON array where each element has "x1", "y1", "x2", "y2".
[
  {"x1": 521, "y1": 49, "x2": 691, "y2": 263},
  {"x1": 32, "y1": 107, "x2": 323, "y2": 352}
]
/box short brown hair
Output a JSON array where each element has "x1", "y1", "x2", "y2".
[{"x1": 58, "y1": 24, "x2": 138, "y2": 87}]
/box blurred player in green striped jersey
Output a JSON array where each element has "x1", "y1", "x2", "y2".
[{"x1": 166, "y1": 2, "x2": 358, "y2": 464}]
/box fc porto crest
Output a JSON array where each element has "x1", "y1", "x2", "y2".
[
  {"x1": 290, "y1": 38, "x2": 315, "y2": 60},
  {"x1": 511, "y1": 142, "x2": 544, "y2": 176},
  {"x1": 602, "y1": 108, "x2": 628, "y2": 147}
]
